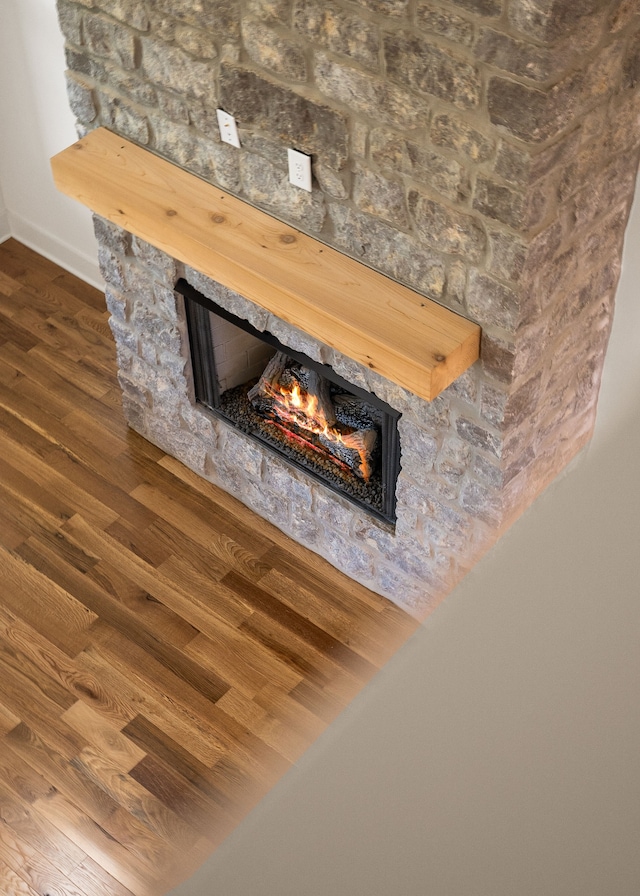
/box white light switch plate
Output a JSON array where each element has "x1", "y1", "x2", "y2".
[
  {"x1": 216, "y1": 109, "x2": 240, "y2": 148},
  {"x1": 288, "y1": 148, "x2": 312, "y2": 192}
]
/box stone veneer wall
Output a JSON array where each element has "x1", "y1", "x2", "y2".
[
  {"x1": 57, "y1": 0, "x2": 640, "y2": 616},
  {"x1": 94, "y1": 215, "x2": 494, "y2": 614}
]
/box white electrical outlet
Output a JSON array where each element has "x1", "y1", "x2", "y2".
[
  {"x1": 288, "y1": 148, "x2": 312, "y2": 192},
  {"x1": 216, "y1": 108, "x2": 240, "y2": 148}
]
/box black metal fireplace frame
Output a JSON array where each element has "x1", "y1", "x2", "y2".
[{"x1": 176, "y1": 278, "x2": 401, "y2": 524}]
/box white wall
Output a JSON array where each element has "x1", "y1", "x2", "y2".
[
  {"x1": 0, "y1": 0, "x2": 99, "y2": 285},
  {"x1": 0, "y1": 177, "x2": 10, "y2": 243},
  {"x1": 2, "y1": 4, "x2": 640, "y2": 894}
]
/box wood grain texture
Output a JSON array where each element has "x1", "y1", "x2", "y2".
[
  {"x1": 51, "y1": 127, "x2": 481, "y2": 401},
  {"x1": 0, "y1": 239, "x2": 419, "y2": 895}
]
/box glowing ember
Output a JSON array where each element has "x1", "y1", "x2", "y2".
[{"x1": 267, "y1": 418, "x2": 353, "y2": 475}]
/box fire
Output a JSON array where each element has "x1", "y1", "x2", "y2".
[
  {"x1": 288, "y1": 382, "x2": 318, "y2": 418},
  {"x1": 264, "y1": 379, "x2": 335, "y2": 439},
  {"x1": 263, "y1": 379, "x2": 373, "y2": 481}
]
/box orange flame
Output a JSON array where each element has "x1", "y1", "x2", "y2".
[{"x1": 264, "y1": 380, "x2": 372, "y2": 480}]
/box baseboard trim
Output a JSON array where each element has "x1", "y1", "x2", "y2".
[{"x1": 7, "y1": 212, "x2": 102, "y2": 290}]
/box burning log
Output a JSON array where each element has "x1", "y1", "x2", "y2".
[
  {"x1": 248, "y1": 352, "x2": 336, "y2": 429},
  {"x1": 318, "y1": 426, "x2": 377, "y2": 481},
  {"x1": 248, "y1": 353, "x2": 378, "y2": 481},
  {"x1": 333, "y1": 393, "x2": 382, "y2": 430}
]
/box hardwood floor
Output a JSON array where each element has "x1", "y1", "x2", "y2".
[{"x1": 0, "y1": 239, "x2": 418, "y2": 896}]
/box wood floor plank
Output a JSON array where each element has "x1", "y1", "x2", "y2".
[
  {"x1": 146, "y1": 515, "x2": 255, "y2": 587},
  {"x1": 0, "y1": 508, "x2": 29, "y2": 551},
  {"x1": 32, "y1": 792, "x2": 159, "y2": 896},
  {"x1": 62, "y1": 407, "x2": 129, "y2": 458},
  {"x1": 154, "y1": 551, "x2": 256, "y2": 628},
  {"x1": 0, "y1": 740, "x2": 57, "y2": 807},
  {"x1": 59, "y1": 513, "x2": 261, "y2": 654},
  {"x1": 0, "y1": 823, "x2": 83, "y2": 896},
  {"x1": 223, "y1": 569, "x2": 379, "y2": 679},
  {"x1": 0, "y1": 473, "x2": 79, "y2": 549},
  {"x1": 0, "y1": 313, "x2": 40, "y2": 352},
  {"x1": 0, "y1": 427, "x2": 121, "y2": 530},
  {"x1": 42, "y1": 449, "x2": 161, "y2": 531},
  {"x1": 0, "y1": 599, "x2": 124, "y2": 727},
  {"x1": 61, "y1": 701, "x2": 147, "y2": 774},
  {"x1": 86, "y1": 561, "x2": 200, "y2": 649},
  {"x1": 0, "y1": 634, "x2": 78, "y2": 723},
  {"x1": 204, "y1": 738, "x2": 288, "y2": 812},
  {"x1": 127, "y1": 753, "x2": 237, "y2": 839},
  {"x1": 74, "y1": 644, "x2": 228, "y2": 767},
  {"x1": 10, "y1": 303, "x2": 86, "y2": 362},
  {"x1": 0, "y1": 357, "x2": 23, "y2": 389},
  {"x1": 50, "y1": 269, "x2": 105, "y2": 311},
  {"x1": 121, "y1": 715, "x2": 236, "y2": 812},
  {"x1": 130, "y1": 482, "x2": 275, "y2": 580},
  {"x1": 15, "y1": 304, "x2": 112, "y2": 364},
  {"x1": 257, "y1": 565, "x2": 395, "y2": 662},
  {"x1": 288, "y1": 677, "x2": 350, "y2": 724},
  {"x1": 183, "y1": 623, "x2": 303, "y2": 699},
  {"x1": 104, "y1": 517, "x2": 173, "y2": 569},
  {"x1": 0, "y1": 239, "x2": 63, "y2": 285},
  {"x1": 72, "y1": 746, "x2": 204, "y2": 855},
  {"x1": 67, "y1": 857, "x2": 139, "y2": 896},
  {"x1": 238, "y1": 607, "x2": 371, "y2": 704},
  {"x1": 7, "y1": 277, "x2": 88, "y2": 317},
  {"x1": 0, "y1": 364, "x2": 81, "y2": 428},
  {"x1": 0, "y1": 239, "x2": 418, "y2": 896},
  {"x1": 5, "y1": 724, "x2": 116, "y2": 825},
  {"x1": 0, "y1": 454, "x2": 80, "y2": 530},
  {"x1": 6, "y1": 735, "x2": 184, "y2": 887},
  {"x1": 0, "y1": 860, "x2": 41, "y2": 896},
  {"x1": 89, "y1": 620, "x2": 230, "y2": 730},
  {"x1": 16, "y1": 532, "x2": 231, "y2": 707},
  {"x1": 0, "y1": 699, "x2": 21, "y2": 736},
  {"x1": 0, "y1": 543, "x2": 98, "y2": 656},
  {"x1": 0, "y1": 776, "x2": 88, "y2": 878},
  {"x1": 0, "y1": 340, "x2": 113, "y2": 425},
  {"x1": 258, "y1": 562, "x2": 419, "y2": 666},
  {"x1": 0, "y1": 268, "x2": 21, "y2": 298}
]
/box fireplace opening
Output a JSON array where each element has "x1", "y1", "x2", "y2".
[{"x1": 177, "y1": 279, "x2": 401, "y2": 524}]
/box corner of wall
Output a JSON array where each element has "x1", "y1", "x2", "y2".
[
  {"x1": 7, "y1": 208, "x2": 102, "y2": 289},
  {"x1": 0, "y1": 180, "x2": 9, "y2": 243}
]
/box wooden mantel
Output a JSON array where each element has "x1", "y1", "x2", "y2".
[{"x1": 51, "y1": 127, "x2": 480, "y2": 402}]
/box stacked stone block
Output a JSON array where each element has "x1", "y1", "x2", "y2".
[{"x1": 57, "y1": 0, "x2": 640, "y2": 615}]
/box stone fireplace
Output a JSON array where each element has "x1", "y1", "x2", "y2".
[
  {"x1": 178, "y1": 277, "x2": 403, "y2": 523},
  {"x1": 54, "y1": 0, "x2": 640, "y2": 617}
]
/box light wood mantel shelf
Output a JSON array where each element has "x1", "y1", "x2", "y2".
[{"x1": 51, "y1": 127, "x2": 480, "y2": 402}]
